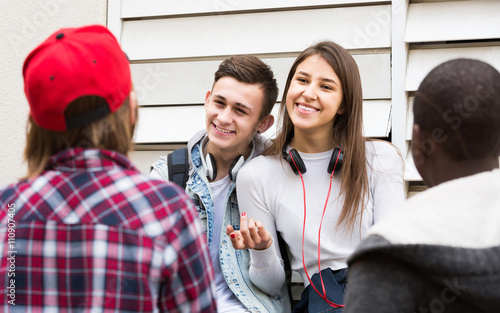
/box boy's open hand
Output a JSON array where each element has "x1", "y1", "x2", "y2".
[{"x1": 226, "y1": 212, "x2": 272, "y2": 251}]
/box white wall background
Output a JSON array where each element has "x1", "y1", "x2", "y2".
[
  {"x1": 110, "y1": 0, "x2": 500, "y2": 194},
  {"x1": 2, "y1": 0, "x2": 499, "y2": 188},
  {"x1": 112, "y1": 0, "x2": 397, "y2": 179},
  {"x1": 0, "y1": 0, "x2": 107, "y2": 186}
]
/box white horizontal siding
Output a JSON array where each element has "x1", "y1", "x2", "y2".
[
  {"x1": 121, "y1": 0, "x2": 387, "y2": 18},
  {"x1": 354, "y1": 53, "x2": 392, "y2": 100},
  {"x1": 121, "y1": 5, "x2": 392, "y2": 61},
  {"x1": 131, "y1": 61, "x2": 216, "y2": 106},
  {"x1": 405, "y1": 0, "x2": 500, "y2": 43},
  {"x1": 404, "y1": 147, "x2": 422, "y2": 182},
  {"x1": 406, "y1": 97, "x2": 414, "y2": 140},
  {"x1": 134, "y1": 106, "x2": 206, "y2": 144},
  {"x1": 111, "y1": 0, "x2": 500, "y2": 192},
  {"x1": 133, "y1": 100, "x2": 391, "y2": 143},
  {"x1": 363, "y1": 100, "x2": 391, "y2": 137},
  {"x1": 131, "y1": 53, "x2": 391, "y2": 106},
  {"x1": 405, "y1": 46, "x2": 500, "y2": 92}
]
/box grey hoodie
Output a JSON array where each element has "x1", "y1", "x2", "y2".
[{"x1": 344, "y1": 169, "x2": 500, "y2": 313}]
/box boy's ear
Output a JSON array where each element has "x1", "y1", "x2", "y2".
[
  {"x1": 411, "y1": 124, "x2": 427, "y2": 168},
  {"x1": 412, "y1": 124, "x2": 421, "y2": 142},
  {"x1": 129, "y1": 90, "x2": 138, "y2": 125},
  {"x1": 204, "y1": 91, "x2": 211, "y2": 107},
  {"x1": 257, "y1": 114, "x2": 274, "y2": 134}
]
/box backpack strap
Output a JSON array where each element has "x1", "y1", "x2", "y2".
[
  {"x1": 167, "y1": 147, "x2": 189, "y2": 189},
  {"x1": 150, "y1": 147, "x2": 189, "y2": 189}
]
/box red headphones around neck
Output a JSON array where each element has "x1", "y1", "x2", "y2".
[
  {"x1": 282, "y1": 147, "x2": 343, "y2": 175},
  {"x1": 282, "y1": 146, "x2": 345, "y2": 308}
]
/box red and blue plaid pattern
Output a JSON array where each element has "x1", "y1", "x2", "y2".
[{"x1": 0, "y1": 148, "x2": 217, "y2": 313}]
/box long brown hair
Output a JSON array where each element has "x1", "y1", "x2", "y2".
[
  {"x1": 24, "y1": 96, "x2": 136, "y2": 179},
  {"x1": 265, "y1": 41, "x2": 368, "y2": 235}
]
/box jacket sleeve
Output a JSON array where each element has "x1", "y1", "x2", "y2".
[
  {"x1": 150, "y1": 157, "x2": 169, "y2": 182},
  {"x1": 150, "y1": 167, "x2": 165, "y2": 181}
]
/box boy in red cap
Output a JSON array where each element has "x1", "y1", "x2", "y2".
[{"x1": 0, "y1": 25, "x2": 217, "y2": 312}]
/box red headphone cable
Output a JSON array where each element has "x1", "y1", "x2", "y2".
[{"x1": 289, "y1": 150, "x2": 344, "y2": 308}]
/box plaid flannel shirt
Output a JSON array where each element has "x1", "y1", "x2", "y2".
[{"x1": 0, "y1": 148, "x2": 217, "y2": 313}]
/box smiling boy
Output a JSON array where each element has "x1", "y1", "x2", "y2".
[{"x1": 151, "y1": 55, "x2": 290, "y2": 313}]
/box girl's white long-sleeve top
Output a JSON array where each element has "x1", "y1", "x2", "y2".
[{"x1": 236, "y1": 140, "x2": 405, "y2": 288}]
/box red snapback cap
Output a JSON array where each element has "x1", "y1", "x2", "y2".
[{"x1": 23, "y1": 24, "x2": 132, "y2": 132}]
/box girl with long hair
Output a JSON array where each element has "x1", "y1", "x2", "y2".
[{"x1": 226, "y1": 41, "x2": 405, "y2": 312}]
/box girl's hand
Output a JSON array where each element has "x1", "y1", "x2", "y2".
[{"x1": 226, "y1": 212, "x2": 273, "y2": 251}]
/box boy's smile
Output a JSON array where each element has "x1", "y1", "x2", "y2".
[{"x1": 205, "y1": 77, "x2": 265, "y2": 158}]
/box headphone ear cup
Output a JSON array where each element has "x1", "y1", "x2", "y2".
[
  {"x1": 285, "y1": 148, "x2": 307, "y2": 175},
  {"x1": 229, "y1": 155, "x2": 244, "y2": 181},
  {"x1": 205, "y1": 153, "x2": 217, "y2": 180},
  {"x1": 327, "y1": 147, "x2": 344, "y2": 175}
]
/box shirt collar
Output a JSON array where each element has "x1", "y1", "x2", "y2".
[{"x1": 47, "y1": 148, "x2": 137, "y2": 173}]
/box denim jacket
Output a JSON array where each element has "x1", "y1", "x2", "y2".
[{"x1": 151, "y1": 130, "x2": 291, "y2": 313}]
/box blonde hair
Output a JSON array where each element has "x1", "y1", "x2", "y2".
[{"x1": 24, "y1": 96, "x2": 136, "y2": 179}]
